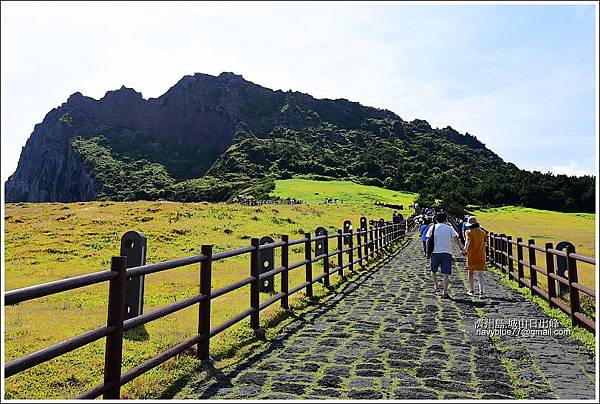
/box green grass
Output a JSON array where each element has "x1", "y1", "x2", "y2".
[
  {"x1": 472, "y1": 205, "x2": 596, "y2": 288},
  {"x1": 492, "y1": 266, "x2": 595, "y2": 355},
  {"x1": 4, "y1": 183, "x2": 596, "y2": 399},
  {"x1": 3, "y1": 179, "x2": 415, "y2": 399},
  {"x1": 499, "y1": 357, "x2": 527, "y2": 399},
  {"x1": 271, "y1": 178, "x2": 416, "y2": 212},
  {"x1": 472, "y1": 206, "x2": 595, "y2": 257}
]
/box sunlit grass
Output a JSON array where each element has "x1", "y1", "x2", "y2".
[
  {"x1": 473, "y1": 205, "x2": 596, "y2": 289},
  {"x1": 271, "y1": 178, "x2": 417, "y2": 208},
  {"x1": 3, "y1": 180, "x2": 415, "y2": 399},
  {"x1": 4, "y1": 185, "x2": 596, "y2": 399}
]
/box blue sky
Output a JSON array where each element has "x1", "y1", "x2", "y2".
[{"x1": 1, "y1": 2, "x2": 597, "y2": 183}]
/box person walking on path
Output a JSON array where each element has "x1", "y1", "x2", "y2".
[
  {"x1": 426, "y1": 212, "x2": 464, "y2": 298},
  {"x1": 461, "y1": 216, "x2": 488, "y2": 297},
  {"x1": 419, "y1": 217, "x2": 432, "y2": 255},
  {"x1": 459, "y1": 215, "x2": 469, "y2": 244}
]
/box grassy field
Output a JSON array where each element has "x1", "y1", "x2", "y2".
[
  {"x1": 472, "y1": 206, "x2": 596, "y2": 289},
  {"x1": 3, "y1": 179, "x2": 415, "y2": 399},
  {"x1": 4, "y1": 183, "x2": 596, "y2": 399},
  {"x1": 271, "y1": 178, "x2": 416, "y2": 207}
]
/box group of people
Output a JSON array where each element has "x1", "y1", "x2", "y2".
[{"x1": 418, "y1": 212, "x2": 487, "y2": 298}]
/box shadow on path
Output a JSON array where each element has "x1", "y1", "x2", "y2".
[
  {"x1": 167, "y1": 237, "x2": 595, "y2": 400},
  {"x1": 160, "y1": 240, "x2": 412, "y2": 399}
]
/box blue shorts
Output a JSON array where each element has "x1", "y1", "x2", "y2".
[{"x1": 430, "y1": 253, "x2": 452, "y2": 275}]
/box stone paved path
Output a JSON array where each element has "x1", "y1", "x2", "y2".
[{"x1": 176, "y1": 238, "x2": 596, "y2": 400}]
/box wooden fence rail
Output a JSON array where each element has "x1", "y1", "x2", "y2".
[
  {"x1": 487, "y1": 232, "x2": 596, "y2": 334},
  {"x1": 4, "y1": 216, "x2": 411, "y2": 399}
]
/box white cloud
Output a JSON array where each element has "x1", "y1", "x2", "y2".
[
  {"x1": 550, "y1": 160, "x2": 596, "y2": 177},
  {"x1": 1, "y1": 2, "x2": 597, "y2": 183},
  {"x1": 523, "y1": 159, "x2": 597, "y2": 177}
]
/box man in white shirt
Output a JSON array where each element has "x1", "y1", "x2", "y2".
[{"x1": 425, "y1": 212, "x2": 464, "y2": 298}]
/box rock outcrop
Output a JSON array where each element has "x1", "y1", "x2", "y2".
[
  {"x1": 6, "y1": 105, "x2": 96, "y2": 202},
  {"x1": 7, "y1": 71, "x2": 592, "y2": 214},
  {"x1": 5, "y1": 72, "x2": 397, "y2": 202}
]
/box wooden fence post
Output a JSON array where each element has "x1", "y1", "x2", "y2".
[
  {"x1": 363, "y1": 226, "x2": 369, "y2": 260},
  {"x1": 490, "y1": 233, "x2": 496, "y2": 267},
  {"x1": 485, "y1": 232, "x2": 490, "y2": 263},
  {"x1": 120, "y1": 231, "x2": 147, "y2": 321},
  {"x1": 198, "y1": 245, "x2": 212, "y2": 360},
  {"x1": 493, "y1": 234, "x2": 498, "y2": 268},
  {"x1": 381, "y1": 222, "x2": 390, "y2": 249},
  {"x1": 495, "y1": 233, "x2": 500, "y2": 268},
  {"x1": 103, "y1": 256, "x2": 127, "y2": 399},
  {"x1": 545, "y1": 242, "x2": 557, "y2": 309},
  {"x1": 323, "y1": 230, "x2": 330, "y2": 286},
  {"x1": 516, "y1": 237, "x2": 524, "y2": 287},
  {"x1": 507, "y1": 235, "x2": 514, "y2": 279},
  {"x1": 498, "y1": 234, "x2": 504, "y2": 270},
  {"x1": 528, "y1": 239, "x2": 537, "y2": 296},
  {"x1": 376, "y1": 225, "x2": 381, "y2": 255},
  {"x1": 337, "y1": 229, "x2": 343, "y2": 277},
  {"x1": 305, "y1": 233, "x2": 313, "y2": 297},
  {"x1": 369, "y1": 226, "x2": 374, "y2": 259},
  {"x1": 349, "y1": 229, "x2": 354, "y2": 273},
  {"x1": 566, "y1": 244, "x2": 581, "y2": 327},
  {"x1": 250, "y1": 238, "x2": 260, "y2": 330},
  {"x1": 493, "y1": 233, "x2": 497, "y2": 265},
  {"x1": 385, "y1": 224, "x2": 389, "y2": 247},
  {"x1": 357, "y1": 230, "x2": 363, "y2": 268},
  {"x1": 500, "y1": 234, "x2": 507, "y2": 273},
  {"x1": 281, "y1": 235, "x2": 289, "y2": 309}
]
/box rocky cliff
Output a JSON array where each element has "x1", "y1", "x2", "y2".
[
  {"x1": 6, "y1": 105, "x2": 96, "y2": 202},
  {"x1": 5, "y1": 72, "x2": 397, "y2": 202},
  {"x1": 4, "y1": 72, "x2": 595, "y2": 213}
]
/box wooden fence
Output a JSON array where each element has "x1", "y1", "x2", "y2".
[
  {"x1": 4, "y1": 216, "x2": 410, "y2": 399},
  {"x1": 487, "y1": 232, "x2": 595, "y2": 334}
]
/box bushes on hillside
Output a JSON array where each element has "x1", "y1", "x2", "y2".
[{"x1": 71, "y1": 118, "x2": 595, "y2": 214}]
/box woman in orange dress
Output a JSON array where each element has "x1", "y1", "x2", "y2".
[{"x1": 462, "y1": 216, "x2": 487, "y2": 297}]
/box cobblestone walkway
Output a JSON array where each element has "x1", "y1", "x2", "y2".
[{"x1": 177, "y1": 238, "x2": 596, "y2": 400}]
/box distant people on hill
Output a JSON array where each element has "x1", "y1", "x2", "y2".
[
  {"x1": 419, "y1": 217, "x2": 432, "y2": 255},
  {"x1": 236, "y1": 195, "x2": 303, "y2": 206},
  {"x1": 425, "y1": 212, "x2": 465, "y2": 298},
  {"x1": 461, "y1": 216, "x2": 487, "y2": 297}
]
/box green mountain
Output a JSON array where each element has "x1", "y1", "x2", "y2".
[{"x1": 5, "y1": 72, "x2": 594, "y2": 213}]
